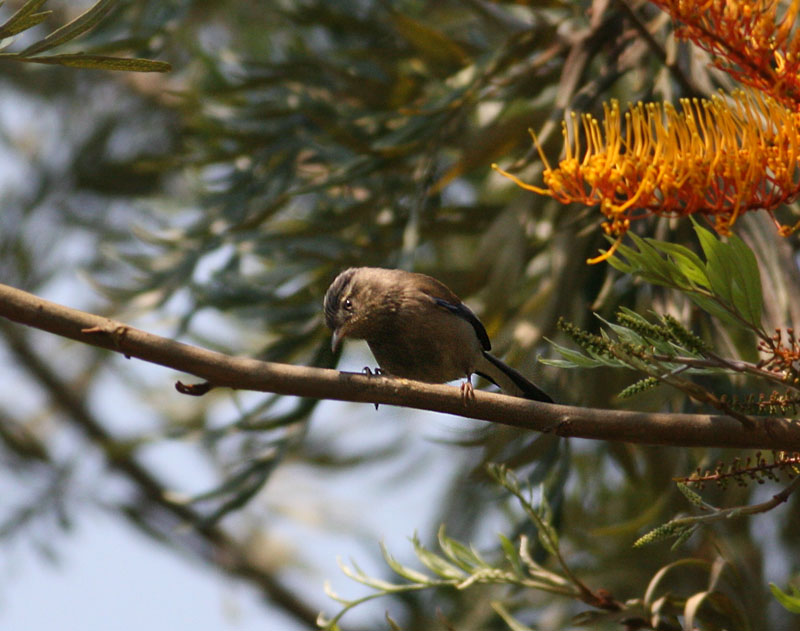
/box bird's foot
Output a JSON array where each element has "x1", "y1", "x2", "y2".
[
  {"x1": 362, "y1": 367, "x2": 383, "y2": 409},
  {"x1": 460, "y1": 378, "x2": 475, "y2": 404}
]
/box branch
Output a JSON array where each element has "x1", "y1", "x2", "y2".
[
  {"x1": 1, "y1": 282, "x2": 799, "y2": 450},
  {"x1": 635, "y1": 475, "x2": 800, "y2": 548}
]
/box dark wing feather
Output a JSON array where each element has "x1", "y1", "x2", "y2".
[{"x1": 432, "y1": 297, "x2": 491, "y2": 351}]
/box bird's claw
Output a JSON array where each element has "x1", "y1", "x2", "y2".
[
  {"x1": 362, "y1": 366, "x2": 383, "y2": 409},
  {"x1": 460, "y1": 379, "x2": 475, "y2": 404}
]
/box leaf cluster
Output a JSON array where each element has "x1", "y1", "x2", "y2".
[
  {"x1": 320, "y1": 465, "x2": 610, "y2": 631},
  {"x1": 606, "y1": 221, "x2": 765, "y2": 336},
  {"x1": 0, "y1": 0, "x2": 170, "y2": 72},
  {"x1": 545, "y1": 223, "x2": 800, "y2": 427}
]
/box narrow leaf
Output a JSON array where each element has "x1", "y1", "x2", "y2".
[
  {"x1": 0, "y1": 0, "x2": 49, "y2": 23},
  {"x1": 498, "y1": 534, "x2": 524, "y2": 576},
  {"x1": 21, "y1": 0, "x2": 116, "y2": 55},
  {"x1": 437, "y1": 526, "x2": 485, "y2": 571},
  {"x1": 0, "y1": 9, "x2": 50, "y2": 39},
  {"x1": 643, "y1": 558, "x2": 711, "y2": 605},
  {"x1": 684, "y1": 590, "x2": 712, "y2": 631},
  {"x1": 543, "y1": 341, "x2": 609, "y2": 368},
  {"x1": 770, "y1": 583, "x2": 800, "y2": 613},
  {"x1": 380, "y1": 542, "x2": 430, "y2": 584},
  {"x1": 491, "y1": 601, "x2": 539, "y2": 631},
  {"x1": 694, "y1": 222, "x2": 734, "y2": 305},
  {"x1": 687, "y1": 293, "x2": 743, "y2": 330},
  {"x1": 728, "y1": 233, "x2": 763, "y2": 329},
  {"x1": 411, "y1": 534, "x2": 465, "y2": 580},
  {"x1": 595, "y1": 314, "x2": 648, "y2": 346},
  {"x1": 14, "y1": 53, "x2": 171, "y2": 72},
  {"x1": 604, "y1": 240, "x2": 637, "y2": 274},
  {"x1": 627, "y1": 232, "x2": 677, "y2": 285},
  {"x1": 646, "y1": 239, "x2": 710, "y2": 289}
]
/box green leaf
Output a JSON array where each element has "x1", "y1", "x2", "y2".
[
  {"x1": 498, "y1": 534, "x2": 524, "y2": 576},
  {"x1": 379, "y1": 542, "x2": 431, "y2": 584},
  {"x1": 728, "y1": 233, "x2": 763, "y2": 329},
  {"x1": 0, "y1": 7, "x2": 51, "y2": 39},
  {"x1": 603, "y1": 242, "x2": 636, "y2": 274},
  {"x1": 12, "y1": 53, "x2": 171, "y2": 72},
  {"x1": 770, "y1": 582, "x2": 800, "y2": 613},
  {"x1": 687, "y1": 293, "x2": 743, "y2": 330},
  {"x1": 340, "y1": 558, "x2": 406, "y2": 592},
  {"x1": 534, "y1": 494, "x2": 559, "y2": 557},
  {"x1": 670, "y1": 525, "x2": 698, "y2": 550},
  {"x1": 626, "y1": 232, "x2": 678, "y2": 286},
  {"x1": 0, "y1": 0, "x2": 49, "y2": 23},
  {"x1": 437, "y1": 525, "x2": 486, "y2": 571},
  {"x1": 21, "y1": 0, "x2": 115, "y2": 55},
  {"x1": 411, "y1": 533, "x2": 465, "y2": 580},
  {"x1": 542, "y1": 340, "x2": 610, "y2": 368},
  {"x1": 646, "y1": 239, "x2": 710, "y2": 289},
  {"x1": 694, "y1": 222, "x2": 735, "y2": 305},
  {"x1": 595, "y1": 314, "x2": 648, "y2": 347},
  {"x1": 491, "y1": 601, "x2": 539, "y2": 631}
]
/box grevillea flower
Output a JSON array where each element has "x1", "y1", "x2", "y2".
[
  {"x1": 650, "y1": 0, "x2": 800, "y2": 111},
  {"x1": 494, "y1": 90, "x2": 800, "y2": 262}
]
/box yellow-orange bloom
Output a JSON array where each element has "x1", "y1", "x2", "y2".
[
  {"x1": 494, "y1": 90, "x2": 800, "y2": 261},
  {"x1": 651, "y1": 0, "x2": 800, "y2": 111}
]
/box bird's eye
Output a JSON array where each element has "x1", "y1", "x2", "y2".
[{"x1": 343, "y1": 298, "x2": 353, "y2": 311}]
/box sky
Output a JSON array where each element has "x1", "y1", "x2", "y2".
[{"x1": 0, "y1": 314, "x2": 481, "y2": 631}]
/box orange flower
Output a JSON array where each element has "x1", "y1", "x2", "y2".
[
  {"x1": 494, "y1": 90, "x2": 800, "y2": 262},
  {"x1": 651, "y1": 0, "x2": 800, "y2": 111}
]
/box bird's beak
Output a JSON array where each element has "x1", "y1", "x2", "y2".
[{"x1": 331, "y1": 328, "x2": 344, "y2": 352}]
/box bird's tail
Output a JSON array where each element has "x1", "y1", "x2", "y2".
[{"x1": 476, "y1": 351, "x2": 553, "y2": 403}]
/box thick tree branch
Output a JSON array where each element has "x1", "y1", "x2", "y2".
[{"x1": 1, "y1": 282, "x2": 799, "y2": 450}]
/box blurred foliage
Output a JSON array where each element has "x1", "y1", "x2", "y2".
[
  {"x1": 2, "y1": 1, "x2": 800, "y2": 630},
  {"x1": 0, "y1": 0, "x2": 170, "y2": 71}
]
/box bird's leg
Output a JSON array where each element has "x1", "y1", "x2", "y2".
[{"x1": 460, "y1": 374, "x2": 475, "y2": 403}]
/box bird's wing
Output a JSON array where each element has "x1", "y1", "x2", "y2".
[
  {"x1": 431, "y1": 297, "x2": 491, "y2": 351},
  {"x1": 411, "y1": 272, "x2": 492, "y2": 351}
]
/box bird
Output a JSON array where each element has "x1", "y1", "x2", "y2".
[{"x1": 323, "y1": 267, "x2": 553, "y2": 403}]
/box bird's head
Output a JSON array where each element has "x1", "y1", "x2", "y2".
[{"x1": 323, "y1": 267, "x2": 376, "y2": 351}]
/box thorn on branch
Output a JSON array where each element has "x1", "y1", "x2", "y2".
[{"x1": 176, "y1": 380, "x2": 214, "y2": 396}]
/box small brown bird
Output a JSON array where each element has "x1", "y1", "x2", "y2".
[{"x1": 323, "y1": 267, "x2": 553, "y2": 402}]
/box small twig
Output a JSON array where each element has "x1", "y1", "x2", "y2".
[
  {"x1": 652, "y1": 353, "x2": 789, "y2": 386},
  {"x1": 674, "y1": 475, "x2": 800, "y2": 529}
]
